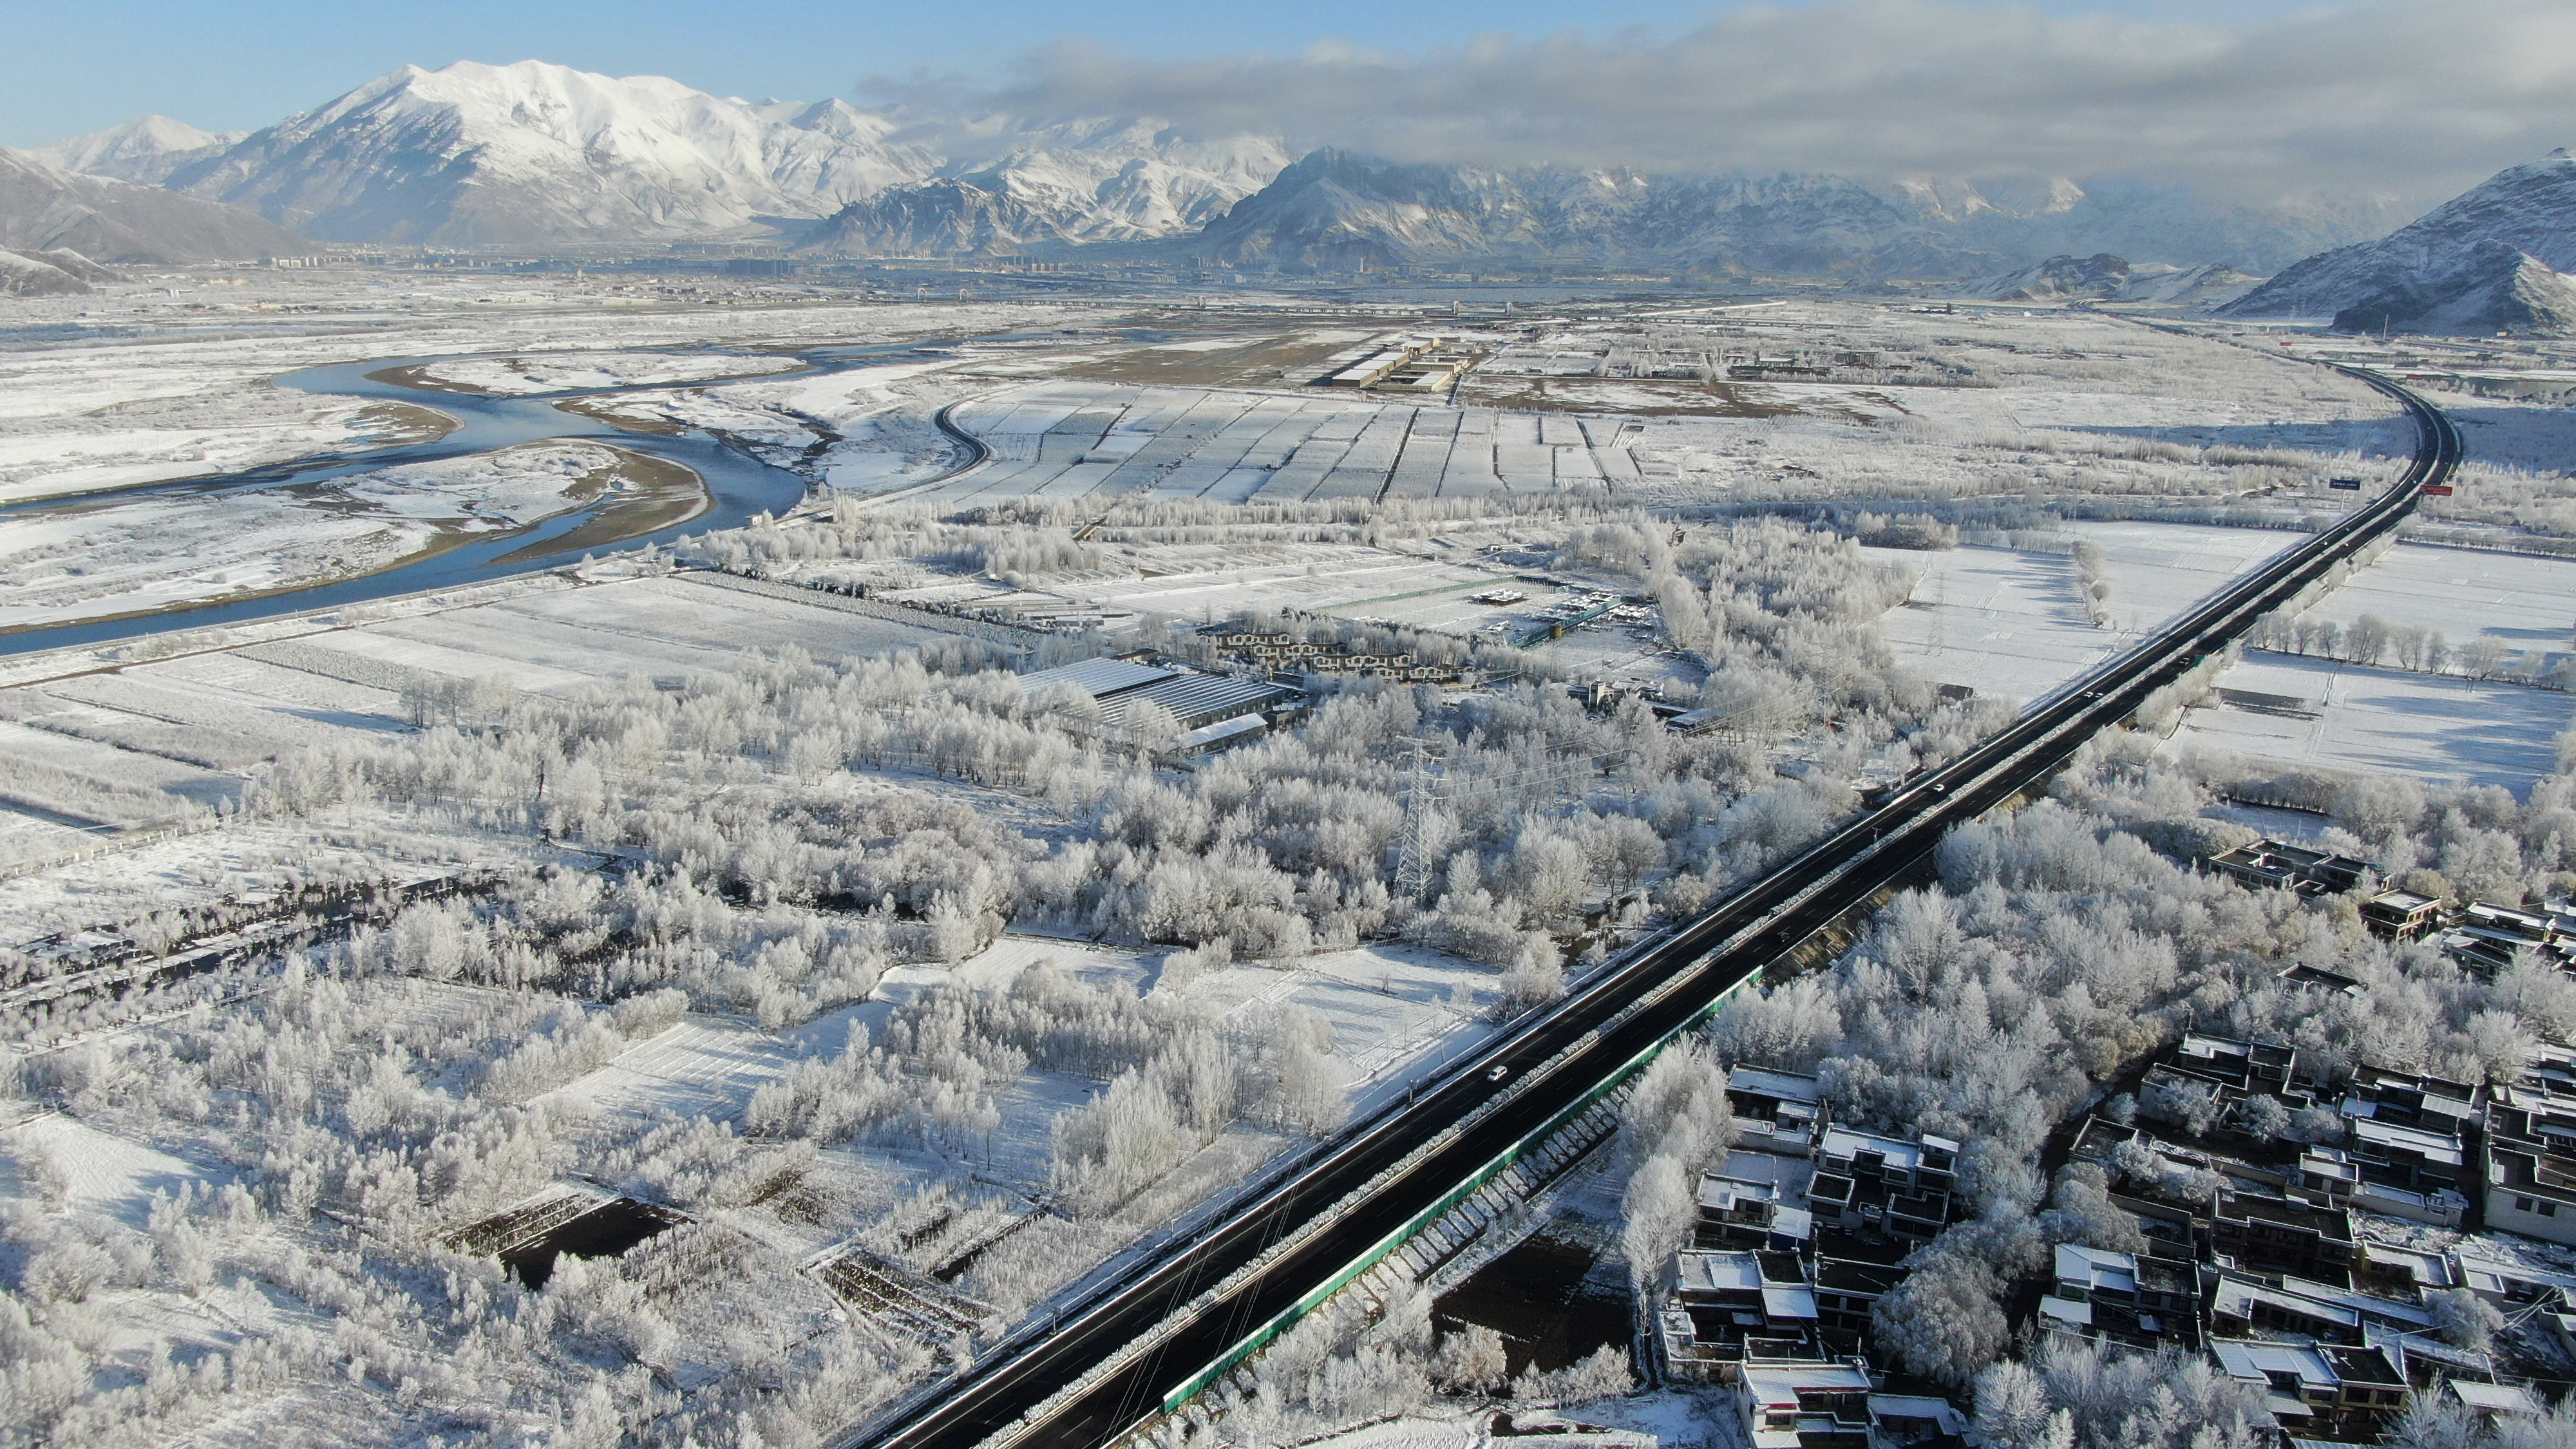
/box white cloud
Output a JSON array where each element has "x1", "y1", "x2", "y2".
[{"x1": 895, "y1": 0, "x2": 2576, "y2": 204}]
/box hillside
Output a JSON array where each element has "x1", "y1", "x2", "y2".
[
  {"x1": 0, "y1": 148, "x2": 306, "y2": 263},
  {"x1": 1978, "y1": 253, "x2": 2260, "y2": 306},
  {"x1": 2224, "y1": 150, "x2": 2576, "y2": 332}
]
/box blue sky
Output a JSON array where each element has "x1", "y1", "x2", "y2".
[{"x1": 5, "y1": 0, "x2": 2324, "y2": 148}]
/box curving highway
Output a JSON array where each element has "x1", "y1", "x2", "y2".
[{"x1": 835, "y1": 368, "x2": 2459, "y2": 1449}]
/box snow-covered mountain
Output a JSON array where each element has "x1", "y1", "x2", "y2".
[
  {"x1": 34, "y1": 115, "x2": 248, "y2": 185},
  {"x1": 1183, "y1": 151, "x2": 1988, "y2": 276},
  {"x1": 933, "y1": 118, "x2": 1290, "y2": 243},
  {"x1": 164, "y1": 61, "x2": 935, "y2": 244},
  {"x1": 131, "y1": 61, "x2": 1287, "y2": 250},
  {"x1": 0, "y1": 147, "x2": 306, "y2": 263},
  {"x1": 800, "y1": 117, "x2": 1291, "y2": 256},
  {"x1": 28, "y1": 59, "x2": 2408, "y2": 270},
  {"x1": 802, "y1": 178, "x2": 1056, "y2": 256},
  {"x1": 1980, "y1": 253, "x2": 2133, "y2": 301},
  {"x1": 2324, "y1": 240, "x2": 2576, "y2": 336},
  {"x1": 1176, "y1": 151, "x2": 2375, "y2": 281},
  {"x1": 2224, "y1": 151, "x2": 2576, "y2": 331},
  {"x1": 1977, "y1": 253, "x2": 2261, "y2": 306}
]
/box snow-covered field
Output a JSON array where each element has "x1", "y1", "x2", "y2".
[
  {"x1": 2166, "y1": 650, "x2": 2576, "y2": 791},
  {"x1": 759, "y1": 303, "x2": 2417, "y2": 515},
  {"x1": 3, "y1": 1113, "x2": 225, "y2": 1226},
  {"x1": 0, "y1": 279, "x2": 2526, "y2": 1449},
  {"x1": 1006, "y1": 541, "x2": 1501, "y2": 623},
  {"x1": 1856, "y1": 522, "x2": 2293, "y2": 703},
  {"x1": 2304, "y1": 541, "x2": 2576, "y2": 654},
  {"x1": 341, "y1": 573, "x2": 971, "y2": 690},
  {"x1": 545, "y1": 931, "x2": 1512, "y2": 1164},
  {"x1": 1861, "y1": 544, "x2": 2107, "y2": 701},
  {"x1": 0, "y1": 815, "x2": 560, "y2": 949}
]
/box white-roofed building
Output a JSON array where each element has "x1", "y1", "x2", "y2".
[
  {"x1": 2449, "y1": 1380, "x2": 2544, "y2": 1425},
  {"x1": 1012, "y1": 656, "x2": 1302, "y2": 745},
  {"x1": 1013, "y1": 656, "x2": 1175, "y2": 700},
  {"x1": 1734, "y1": 1356, "x2": 1874, "y2": 1449}
]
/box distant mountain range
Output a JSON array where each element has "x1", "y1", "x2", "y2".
[
  {"x1": 22, "y1": 59, "x2": 2409, "y2": 280},
  {"x1": 1180, "y1": 153, "x2": 2392, "y2": 279},
  {"x1": 19, "y1": 54, "x2": 2572, "y2": 345},
  {"x1": 70, "y1": 55, "x2": 2576, "y2": 325},
  {"x1": 1182, "y1": 151, "x2": 1975, "y2": 276},
  {"x1": 2224, "y1": 151, "x2": 2576, "y2": 335},
  {"x1": 32, "y1": 61, "x2": 1278, "y2": 252},
  {"x1": 156, "y1": 62, "x2": 931, "y2": 245}
]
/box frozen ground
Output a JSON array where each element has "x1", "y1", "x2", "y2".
[
  {"x1": 984, "y1": 541, "x2": 1502, "y2": 627},
  {"x1": 0, "y1": 817, "x2": 562, "y2": 949},
  {"x1": 405, "y1": 350, "x2": 808, "y2": 395},
  {"x1": 1859, "y1": 522, "x2": 2290, "y2": 702},
  {"x1": 337, "y1": 573, "x2": 972, "y2": 691},
  {"x1": 2060, "y1": 521, "x2": 2304, "y2": 631},
  {"x1": 1862, "y1": 544, "x2": 2104, "y2": 701},
  {"x1": 0, "y1": 285, "x2": 2423, "y2": 672},
  {"x1": 2164, "y1": 651, "x2": 2576, "y2": 793},
  {"x1": 1298, "y1": 1409, "x2": 1665, "y2": 1449},
  {"x1": 758, "y1": 302, "x2": 2418, "y2": 515},
  {"x1": 2, "y1": 1112, "x2": 226, "y2": 1227},
  {"x1": 0, "y1": 281, "x2": 2487, "y2": 1449},
  {"x1": 908, "y1": 383, "x2": 1646, "y2": 510}
]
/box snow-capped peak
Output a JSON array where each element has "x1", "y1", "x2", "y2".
[
  {"x1": 35, "y1": 114, "x2": 249, "y2": 184},
  {"x1": 930, "y1": 115, "x2": 1293, "y2": 242},
  {"x1": 156, "y1": 61, "x2": 1294, "y2": 249},
  {"x1": 169, "y1": 59, "x2": 936, "y2": 244}
]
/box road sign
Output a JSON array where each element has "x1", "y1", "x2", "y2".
[
  {"x1": 2420, "y1": 484, "x2": 2454, "y2": 496},
  {"x1": 2328, "y1": 478, "x2": 2362, "y2": 490}
]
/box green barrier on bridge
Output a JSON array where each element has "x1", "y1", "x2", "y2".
[{"x1": 1155, "y1": 961, "x2": 1768, "y2": 1418}]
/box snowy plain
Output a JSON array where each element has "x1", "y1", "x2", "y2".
[
  {"x1": 0, "y1": 275, "x2": 2555, "y2": 1449},
  {"x1": 2166, "y1": 650, "x2": 2576, "y2": 792}
]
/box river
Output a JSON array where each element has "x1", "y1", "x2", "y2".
[{"x1": 0, "y1": 337, "x2": 989, "y2": 658}]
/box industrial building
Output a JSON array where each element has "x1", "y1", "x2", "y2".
[{"x1": 1012, "y1": 656, "x2": 1302, "y2": 750}]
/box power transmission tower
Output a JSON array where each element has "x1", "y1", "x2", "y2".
[{"x1": 1393, "y1": 745, "x2": 1443, "y2": 902}]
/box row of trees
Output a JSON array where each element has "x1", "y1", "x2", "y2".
[{"x1": 2244, "y1": 607, "x2": 2570, "y2": 687}]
